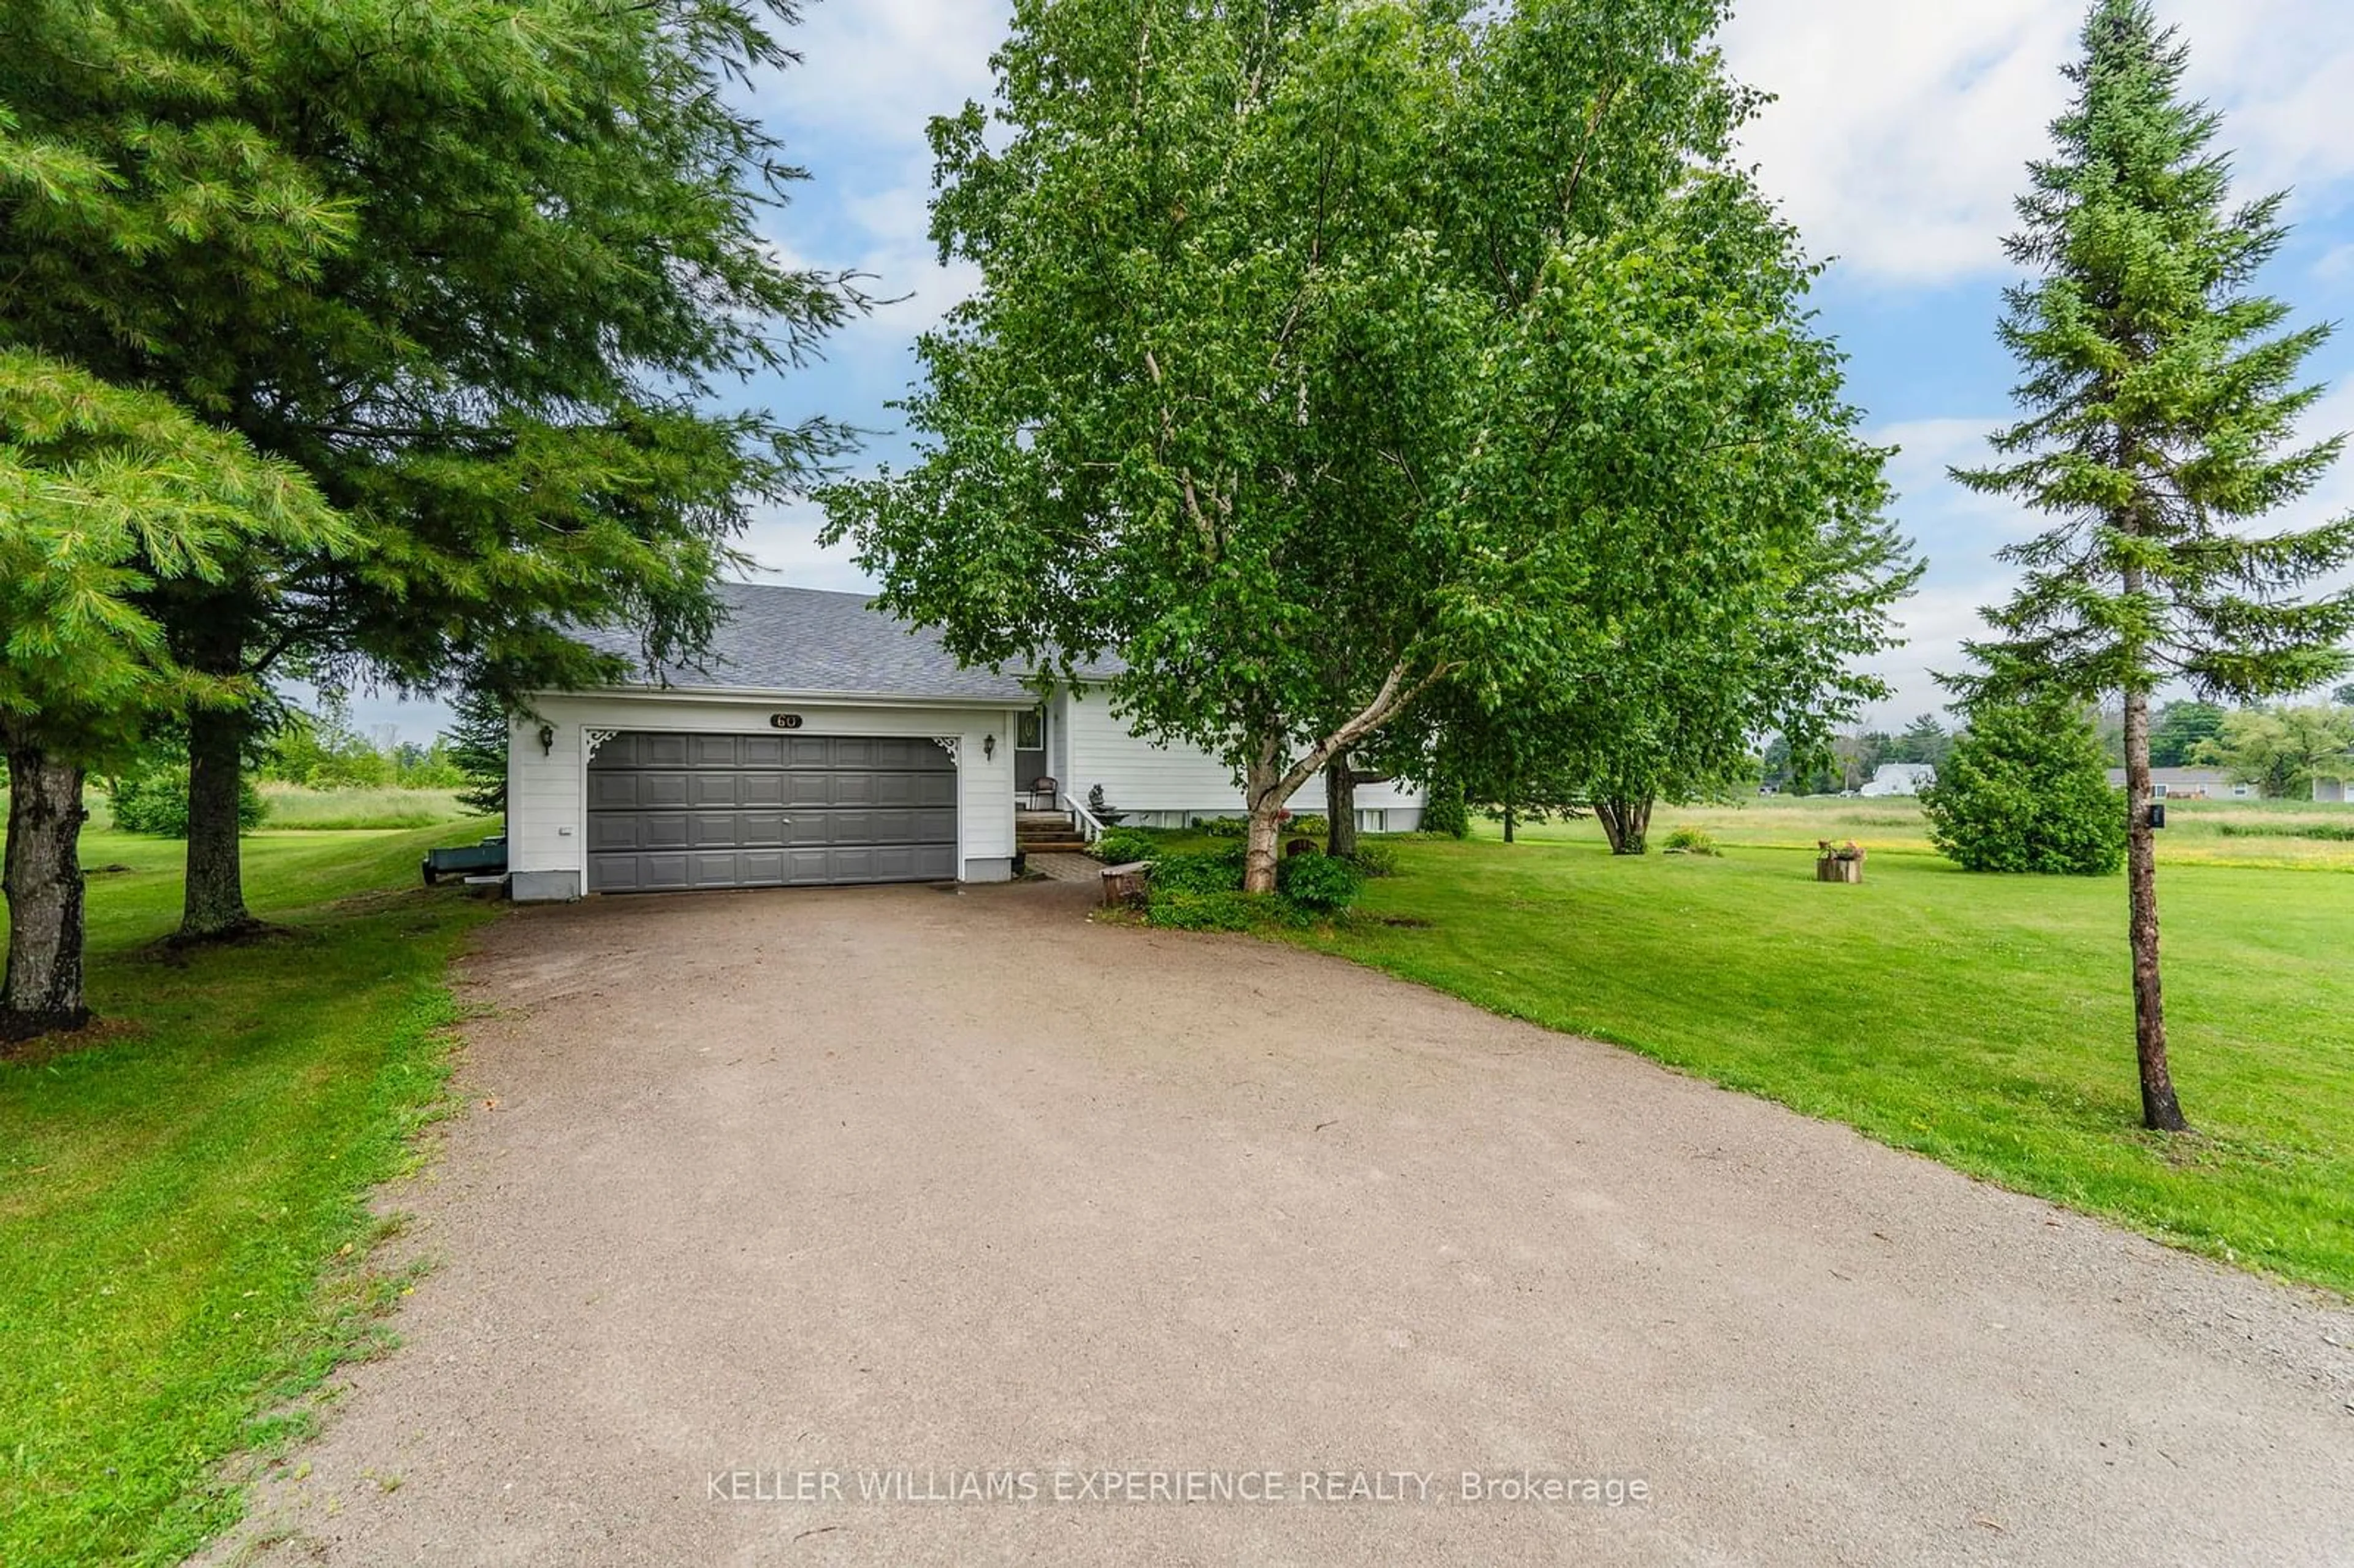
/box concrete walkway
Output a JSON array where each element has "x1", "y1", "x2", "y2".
[{"x1": 211, "y1": 880, "x2": 2354, "y2": 1566}]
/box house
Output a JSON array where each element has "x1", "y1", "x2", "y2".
[
  {"x1": 2315, "y1": 774, "x2": 2349, "y2": 805},
  {"x1": 1858, "y1": 762, "x2": 1935, "y2": 797},
  {"x1": 2100, "y1": 765, "x2": 2248, "y2": 799},
  {"x1": 503, "y1": 583, "x2": 1423, "y2": 900}
]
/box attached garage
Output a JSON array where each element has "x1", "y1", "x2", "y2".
[
  {"x1": 586, "y1": 732, "x2": 959, "y2": 892},
  {"x1": 503, "y1": 581, "x2": 1419, "y2": 901}
]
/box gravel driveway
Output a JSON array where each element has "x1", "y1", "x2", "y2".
[{"x1": 213, "y1": 879, "x2": 2354, "y2": 1566}]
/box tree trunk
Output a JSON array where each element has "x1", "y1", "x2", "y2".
[
  {"x1": 3, "y1": 743, "x2": 91, "y2": 1039},
  {"x1": 1501, "y1": 799, "x2": 1516, "y2": 843},
  {"x1": 1596, "y1": 796, "x2": 1653, "y2": 855},
  {"x1": 181, "y1": 704, "x2": 256, "y2": 940},
  {"x1": 1243, "y1": 747, "x2": 1285, "y2": 894},
  {"x1": 1325, "y1": 752, "x2": 1358, "y2": 859},
  {"x1": 2122, "y1": 688, "x2": 2190, "y2": 1132}
]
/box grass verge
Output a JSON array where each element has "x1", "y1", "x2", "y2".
[
  {"x1": 0, "y1": 825, "x2": 500, "y2": 1565},
  {"x1": 1292, "y1": 826, "x2": 2354, "y2": 1298}
]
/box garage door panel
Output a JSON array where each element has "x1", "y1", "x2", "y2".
[
  {"x1": 733, "y1": 850, "x2": 787, "y2": 885},
  {"x1": 637, "y1": 773, "x2": 693, "y2": 809},
  {"x1": 690, "y1": 772, "x2": 744, "y2": 809},
  {"x1": 588, "y1": 814, "x2": 641, "y2": 852},
  {"x1": 689, "y1": 813, "x2": 742, "y2": 848},
  {"x1": 588, "y1": 772, "x2": 644, "y2": 809},
  {"x1": 734, "y1": 813, "x2": 790, "y2": 849},
  {"x1": 587, "y1": 730, "x2": 958, "y2": 892}
]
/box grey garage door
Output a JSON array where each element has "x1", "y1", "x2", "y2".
[{"x1": 586, "y1": 732, "x2": 958, "y2": 893}]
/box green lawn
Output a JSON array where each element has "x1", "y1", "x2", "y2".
[
  {"x1": 1292, "y1": 805, "x2": 2354, "y2": 1296},
  {"x1": 0, "y1": 823, "x2": 500, "y2": 1566}
]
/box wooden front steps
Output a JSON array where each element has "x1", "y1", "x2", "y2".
[{"x1": 1017, "y1": 809, "x2": 1092, "y2": 855}]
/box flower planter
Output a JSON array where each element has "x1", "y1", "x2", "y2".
[{"x1": 1816, "y1": 840, "x2": 1865, "y2": 884}]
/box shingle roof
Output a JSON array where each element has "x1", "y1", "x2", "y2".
[{"x1": 576, "y1": 582, "x2": 1032, "y2": 703}]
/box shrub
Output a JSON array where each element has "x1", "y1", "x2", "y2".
[
  {"x1": 1145, "y1": 889, "x2": 1263, "y2": 931},
  {"x1": 1143, "y1": 847, "x2": 1249, "y2": 929},
  {"x1": 1420, "y1": 774, "x2": 1470, "y2": 839},
  {"x1": 1149, "y1": 847, "x2": 1247, "y2": 894},
  {"x1": 1281, "y1": 812, "x2": 1328, "y2": 837},
  {"x1": 1662, "y1": 826, "x2": 1721, "y2": 856},
  {"x1": 1921, "y1": 696, "x2": 2125, "y2": 875},
  {"x1": 1192, "y1": 815, "x2": 1249, "y2": 837},
  {"x1": 108, "y1": 764, "x2": 267, "y2": 837},
  {"x1": 1093, "y1": 827, "x2": 1162, "y2": 865},
  {"x1": 1347, "y1": 841, "x2": 1400, "y2": 878},
  {"x1": 1276, "y1": 850, "x2": 1363, "y2": 913}
]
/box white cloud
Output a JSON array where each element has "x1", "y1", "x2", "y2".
[
  {"x1": 1719, "y1": 0, "x2": 2354, "y2": 284},
  {"x1": 767, "y1": 0, "x2": 1007, "y2": 146},
  {"x1": 737, "y1": 497, "x2": 877, "y2": 592}
]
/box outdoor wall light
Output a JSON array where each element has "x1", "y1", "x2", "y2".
[
  {"x1": 537, "y1": 723, "x2": 555, "y2": 756},
  {"x1": 983, "y1": 733, "x2": 997, "y2": 761}
]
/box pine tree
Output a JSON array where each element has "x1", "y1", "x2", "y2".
[
  {"x1": 1954, "y1": 1, "x2": 2354, "y2": 1130},
  {"x1": 443, "y1": 688, "x2": 512, "y2": 820},
  {"x1": 0, "y1": 1, "x2": 858, "y2": 941}
]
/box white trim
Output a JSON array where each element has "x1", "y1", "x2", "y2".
[{"x1": 531, "y1": 683, "x2": 1024, "y2": 710}]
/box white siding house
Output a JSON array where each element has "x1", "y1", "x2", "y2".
[
  {"x1": 1049, "y1": 685, "x2": 1422, "y2": 831},
  {"x1": 503, "y1": 584, "x2": 1422, "y2": 900},
  {"x1": 1858, "y1": 762, "x2": 1936, "y2": 797}
]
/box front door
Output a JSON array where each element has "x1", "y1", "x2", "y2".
[{"x1": 1013, "y1": 705, "x2": 1048, "y2": 801}]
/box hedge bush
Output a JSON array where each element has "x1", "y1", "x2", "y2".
[
  {"x1": 1275, "y1": 850, "x2": 1363, "y2": 912},
  {"x1": 1420, "y1": 775, "x2": 1470, "y2": 839},
  {"x1": 108, "y1": 764, "x2": 267, "y2": 837},
  {"x1": 1662, "y1": 826, "x2": 1721, "y2": 856},
  {"x1": 1921, "y1": 696, "x2": 2125, "y2": 875},
  {"x1": 1092, "y1": 827, "x2": 1163, "y2": 865},
  {"x1": 1138, "y1": 845, "x2": 1368, "y2": 929}
]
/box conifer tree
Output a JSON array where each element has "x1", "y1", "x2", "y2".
[{"x1": 1956, "y1": 1, "x2": 2354, "y2": 1130}]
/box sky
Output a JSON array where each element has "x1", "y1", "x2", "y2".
[{"x1": 351, "y1": 0, "x2": 2354, "y2": 741}]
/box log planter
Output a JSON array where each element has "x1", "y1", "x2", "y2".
[
  {"x1": 1816, "y1": 840, "x2": 1866, "y2": 884},
  {"x1": 1099, "y1": 861, "x2": 1151, "y2": 908}
]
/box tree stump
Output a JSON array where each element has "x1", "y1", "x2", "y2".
[
  {"x1": 1100, "y1": 861, "x2": 1150, "y2": 907},
  {"x1": 1816, "y1": 855, "x2": 1862, "y2": 884}
]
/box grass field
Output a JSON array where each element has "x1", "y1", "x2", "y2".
[
  {"x1": 0, "y1": 824, "x2": 500, "y2": 1566},
  {"x1": 1640, "y1": 793, "x2": 2354, "y2": 870},
  {"x1": 251, "y1": 784, "x2": 481, "y2": 832},
  {"x1": 1285, "y1": 797, "x2": 2353, "y2": 1296}
]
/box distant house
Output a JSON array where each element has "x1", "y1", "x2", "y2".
[
  {"x1": 2315, "y1": 773, "x2": 2349, "y2": 805},
  {"x1": 2102, "y1": 766, "x2": 2249, "y2": 800},
  {"x1": 1859, "y1": 762, "x2": 1936, "y2": 797}
]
